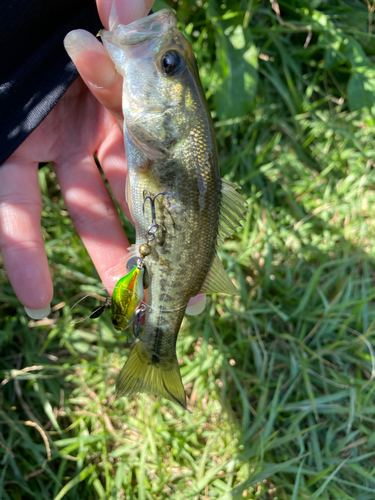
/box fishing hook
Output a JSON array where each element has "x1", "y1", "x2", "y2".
[
  {"x1": 142, "y1": 190, "x2": 168, "y2": 242},
  {"x1": 126, "y1": 303, "x2": 152, "y2": 344}
]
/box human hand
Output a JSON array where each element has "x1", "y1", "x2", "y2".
[{"x1": 0, "y1": 0, "x2": 154, "y2": 318}]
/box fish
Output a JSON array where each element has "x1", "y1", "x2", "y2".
[{"x1": 101, "y1": 9, "x2": 248, "y2": 410}]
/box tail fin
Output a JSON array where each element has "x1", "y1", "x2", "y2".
[{"x1": 116, "y1": 343, "x2": 188, "y2": 410}]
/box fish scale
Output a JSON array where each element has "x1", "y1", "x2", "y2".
[{"x1": 102, "y1": 9, "x2": 247, "y2": 410}]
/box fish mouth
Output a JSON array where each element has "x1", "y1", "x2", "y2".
[{"x1": 100, "y1": 9, "x2": 177, "y2": 47}]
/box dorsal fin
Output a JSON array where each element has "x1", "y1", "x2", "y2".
[
  {"x1": 218, "y1": 178, "x2": 249, "y2": 244},
  {"x1": 200, "y1": 254, "x2": 238, "y2": 295}
]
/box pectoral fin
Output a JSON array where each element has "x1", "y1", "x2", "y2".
[
  {"x1": 125, "y1": 174, "x2": 135, "y2": 222},
  {"x1": 200, "y1": 254, "x2": 238, "y2": 295}
]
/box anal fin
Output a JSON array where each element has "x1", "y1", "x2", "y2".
[{"x1": 200, "y1": 254, "x2": 238, "y2": 295}]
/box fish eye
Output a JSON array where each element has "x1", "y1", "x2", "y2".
[{"x1": 161, "y1": 50, "x2": 185, "y2": 77}]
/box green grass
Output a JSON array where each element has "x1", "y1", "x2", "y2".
[{"x1": 2, "y1": 0, "x2": 375, "y2": 498}]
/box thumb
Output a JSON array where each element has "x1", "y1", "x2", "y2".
[{"x1": 96, "y1": 0, "x2": 155, "y2": 30}]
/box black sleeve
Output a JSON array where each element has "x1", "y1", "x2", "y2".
[{"x1": 0, "y1": 0, "x2": 102, "y2": 165}]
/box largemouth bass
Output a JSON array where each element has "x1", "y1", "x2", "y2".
[{"x1": 101, "y1": 9, "x2": 247, "y2": 410}]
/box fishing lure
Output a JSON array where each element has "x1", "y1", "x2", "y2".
[
  {"x1": 90, "y1": 263, "x2": 145, "y2": 338},
  {"x1": 110, "y1": 264, "x2": 145, "y2": 331},
  {"x1": 90, "y1": 190, "x2": 167, "y2": 342}
]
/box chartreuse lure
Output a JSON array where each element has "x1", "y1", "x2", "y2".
[
  {"x1": 90, "y1": 264, "x2": 145, "y2": 332},
  {"x1": 110, "y1": 265, "x2": 145, "y2": 331}
]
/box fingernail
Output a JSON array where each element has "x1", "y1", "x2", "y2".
[
  {"x1": 64, "y1": 29, "x2": 94, "y2": 59},
  {"x1": 24, "y1": 305, "x2": 51, "y2": 320},
  {"x1": 185, "y1": 294, "x2": 206, "y2": 316},
  {"x1": 109, "y1": 0, "x2": 120, "y2": 30}
]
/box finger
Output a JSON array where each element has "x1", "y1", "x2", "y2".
[
  {"x1": 94, "y1": 114, "x2": 133, "y2": 222},
  {"x1": 64, "y1": 30, "x2": 123, "y2": 124},
  {"x1": 0, "y1": 161, "x2": 53, "y2": 315},
  {"x1": 53, "y1": 155, "x2": 131, "y2": 294},
  {"x1": 97, "y1": 0, "x2": 155, "y2": 29}
]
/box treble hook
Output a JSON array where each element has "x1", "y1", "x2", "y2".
[
  {"x1": 126, "y1": 304, "x2": 152, "y2": 344},
  {"x1": 142, "y1": 191, "x2": 168, "y2": 241}
]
